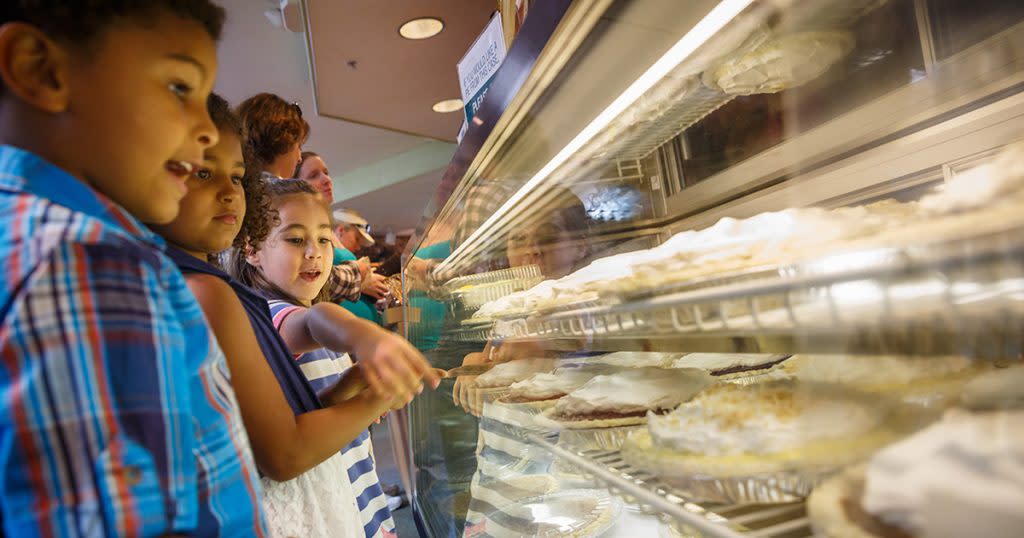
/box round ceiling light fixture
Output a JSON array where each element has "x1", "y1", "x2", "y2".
[
  {"x1": 432, "y1": 98, "x2": 463, "y2": 113},
  {"x1": 399, "y1": 17, "x2": 444, "y2": 40}
]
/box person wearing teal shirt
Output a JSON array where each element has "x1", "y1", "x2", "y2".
[
  {"x1": 406, "y1": 241, "x2": 452, "y2": 351},
  {"x1": 331, "y1": 209, "x2": 386, "y2": 324}
]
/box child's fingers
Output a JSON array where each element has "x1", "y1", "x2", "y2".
[
  {"x1": 362, "y1": 364, "x2": 386, "y2": 397},
  {"x1": 391, "y1": 356, "x2": 422, "y2": 397},
  {"x1": 398, "y1": 346, "x2": 439, "y2": 388}
]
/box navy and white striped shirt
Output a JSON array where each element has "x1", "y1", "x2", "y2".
[{"x1": 269, "y1": 300, "x2": 397, "y2": 538}]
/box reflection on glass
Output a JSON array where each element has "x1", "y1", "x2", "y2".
[
  {"x1": 928, "y1": 0, "x2": 1024, "y2": 60},
  {"x1": 680, "y1": 0, "x2": 924, "y2": 184}
]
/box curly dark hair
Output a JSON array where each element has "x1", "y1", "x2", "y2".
[
  {"x1": 237, "y1": 93, "x2": 310, "y2": 172},
  {"x1": 226, "y1": 179, "x2": 337, "y2": 306},
  {"x1": 207, "y1": 93, "x2": 273, "y2": 252},
  {"x1": 0, "y1": 1, "x2": 225, "y2": 46}
]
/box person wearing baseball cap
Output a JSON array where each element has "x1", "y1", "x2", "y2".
[
  {"x1": 330, "y1": 207, "x2": 388, "y2": 325},
  {"x1": 333, "y1": 207, "x2": 376, "y2": 252}
]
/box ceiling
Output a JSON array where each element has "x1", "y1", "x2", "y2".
[
  {"x1": 336, "y1": 170, "x2": 450, "y2": 235},
  {"x1": 305, "y1": 0, "x2": 496, "y2": 141},
  {"x1": 213, "y1": 0, "x2": 490, "y2": 231}
]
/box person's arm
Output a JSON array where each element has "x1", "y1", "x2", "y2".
[
  {"x1": 326, "y1": 261, "x2": 366, "y2": 303},
  {"x1": 1, "y1": 243, "x2": 200, "y2": 536},
  {"x1": 187, "y1": 274, "x2": 395, "y2": 481},
  {"x1": 274, "y1": 301, "x2": 440, "y2": 400}
]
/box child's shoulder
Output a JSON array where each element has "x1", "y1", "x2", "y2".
[
  {"x1": 267, "y1": 298, "x2": 303, "y2": 320},
  {"x1": 0, "y1": 190, "x2": 169, "y2": 300}
]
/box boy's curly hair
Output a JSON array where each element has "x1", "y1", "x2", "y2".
[
  {"x1": 207, "y1": 93, "x2": 273, "y2": 251},
  {"x1": 0, "y1": 1, "x2": 225, "y2": 45},
  {"x1": 237, "y1": 93, "x2": 310, "y2": 172}
]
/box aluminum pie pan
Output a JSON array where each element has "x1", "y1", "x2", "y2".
[
  {"x1": 482, "y1": 400, "x2": 556, "y2": 432},
  {"x1": 620, "y1": 427, "x2": 908, "y2": 504},
  {"x1": 477, "y1": 488, "x2": 623, "y2": 538},
  {"x1": 557, "y1": 425, "x2": 645, "y2": 452}
]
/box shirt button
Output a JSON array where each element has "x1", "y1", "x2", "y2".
[{"x1": 125, "y1": 466, "x2": 142, "y2": 486}]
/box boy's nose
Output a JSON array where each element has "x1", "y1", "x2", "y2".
[{"x1": 195, "y1": 104, "x2": 220, "y2": 150}]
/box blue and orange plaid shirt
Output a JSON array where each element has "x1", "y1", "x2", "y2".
[{"x1": 0, "y1": 145, "x2": 267, "y2": 536}]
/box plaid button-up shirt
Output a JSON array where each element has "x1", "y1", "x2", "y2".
[{"x1": 0, "y1": 146, "x2": 266, "y2": 536}]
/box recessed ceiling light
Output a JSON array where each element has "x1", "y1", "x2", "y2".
[
  {"x1": 399, "y1": 17, "x2": 444, "y2": 40},
  {"x1": 432, "y1": 98, "x2": 463, "y2": 113}
]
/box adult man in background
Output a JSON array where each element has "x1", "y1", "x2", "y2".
[{"x1": 333, "y1": 207, "x2": 388, "y2": 323}]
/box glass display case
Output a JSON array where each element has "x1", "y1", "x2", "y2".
[{"x1": 401, "y1": 0, "x2": 1024, "y2": 536}]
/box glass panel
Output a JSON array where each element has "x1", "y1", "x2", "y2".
[
  {"x1": 402, "y1": 0, "x2": 1024, "y2": 535},
  {"x1": 928, "y1": 0, "x2": 1024, "y2": 60},
  {"x1": 680, "y1": 0, "x2": 925, "y2": 185}
]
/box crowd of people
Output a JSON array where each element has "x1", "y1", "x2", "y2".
[{"x1": 0, "y1": 2, "x2": 440, "y2": 537}]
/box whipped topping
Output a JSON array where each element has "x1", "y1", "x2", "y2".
[
  {"x1": 648, "y1": 381, "x2": 883, "y2": 456},
  {"x1": 920, "y1": 140, "x2": 1024, "y2": 215},
  {"x1": 552, "y1": 367, "x2": 713, "y2": 416},
  {"x1": 507, "y1": 370, "x2": 600, "y2": 401},
  {"x1": 862, "y1": 408, "x2": 1024, "y2": 537},
  {"x1": 475, "y1": 358, "x2": 557, "y2": 388},
  {"x1": 784, "y1": 354, "x2": 972, "y2": 388},
  {"x1": 472, "y1": 280, "x2": 558, "y2": 319}
]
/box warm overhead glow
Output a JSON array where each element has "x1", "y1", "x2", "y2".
[
  {"x1": 432, "y1": 98, "x2": 463, "y2": 113},
  {"x1": 399, "y1": 17, "x2": 444, "y2": 40},
  {"x1": 437, "y1": 0, "x2": 757, "y2": 275}
]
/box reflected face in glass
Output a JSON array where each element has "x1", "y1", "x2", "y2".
[
  {"x1": 506, "y1": 229, "x2": 539, "y2": 269},
  {"x1": 506, "y1": 223, "x2": 587, "y2": 279}
]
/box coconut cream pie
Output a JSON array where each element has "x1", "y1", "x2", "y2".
[
  {"x1": 809, "y1": 407, "x2": 1024, "y2": 538},
  {"x1": 784, "y1": 354, "x2": 980, "y2": 407},
  {"x1": 622, "y1": 380, "x2": 909, "y2": 504},
  {"x1": 542, "y1": 367, "x2": 714, "y2": 428},
  {"x1": 500, "y1": 370, "x2": 601, "y2": 407}
]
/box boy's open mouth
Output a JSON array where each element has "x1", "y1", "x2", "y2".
[
  {"x1": 165, "y1": 160, "x2": 195, "y2": 178},
  {"x1": 299, "y1": 270, "x2": 322, "y2": 282}
]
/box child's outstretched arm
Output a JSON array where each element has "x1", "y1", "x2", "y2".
[
  {"x1": 188, "y1": 274, "x2": 395, "y2": 481},
  {"x1": 275, "y1": 301, "x2": 441, "y2": 401}
]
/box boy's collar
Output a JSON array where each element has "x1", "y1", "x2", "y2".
[{"x1": 0, "y1": 145, "x2": 165, "y2": 249}]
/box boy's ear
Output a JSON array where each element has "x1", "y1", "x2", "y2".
[{"x1": 0, "y1": 22, "x2": 72, "y2": 113}]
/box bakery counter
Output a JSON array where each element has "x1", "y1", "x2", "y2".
[{"x1": 452, "y1": 353, "x2": 1022, "y2": 538}]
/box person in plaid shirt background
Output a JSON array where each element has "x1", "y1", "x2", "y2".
[{"x1": 0, "y1": 2, "x2": 267, "y2": 536}]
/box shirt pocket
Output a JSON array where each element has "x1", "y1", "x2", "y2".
[{"x1": 94, "y1": 437, "x2": 171, "y2": 537}]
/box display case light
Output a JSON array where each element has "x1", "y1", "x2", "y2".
[
  {"x1": 432, "y1": 99, "x2": 464, "y2": 113},
  {"x1": 400, "y1": 17, "x2": 445, "y2": 40}
]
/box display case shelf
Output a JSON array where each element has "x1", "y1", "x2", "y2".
[
  {"x1": 491, "y1": 217, "x2": 1024, "y2": 359},
  {"x1": 527, "y1": 433, "x2": 814, "y2": 538}
]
